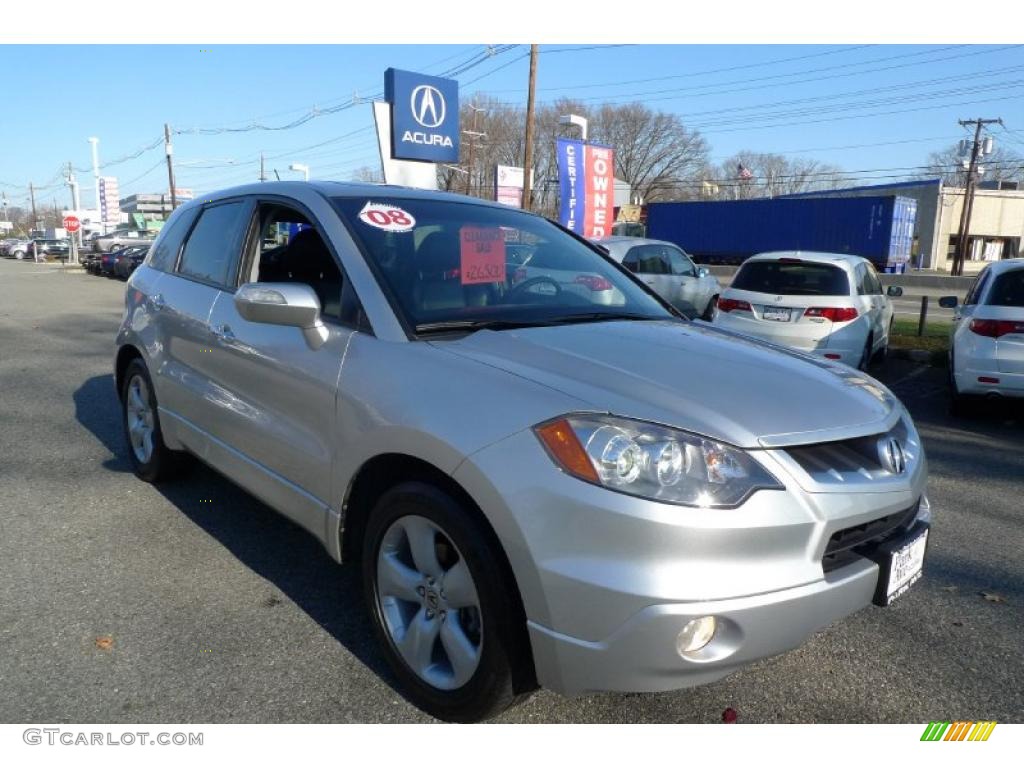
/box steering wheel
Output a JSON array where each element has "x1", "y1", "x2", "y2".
[{"x1": 503, "y1": 275, "x2": 563, "y2": 303}]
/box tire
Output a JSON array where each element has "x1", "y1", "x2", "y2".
[
  {"x1": 857, "y1": 336, "x2": 873, "y2": 371},
  {"x1": 947, "y1": 350, "x2": 974, "y2": 417},
  {"x1": 362, "y1": 482, "x2": 534, "y2": 722},
  {"x1": 874, "y1": 320, "x2": 893, "y2": 364},
  {"x1": 702, "y1": 295, "x2": 719, "y2": 322},
  {"x1": 120, "y1": 359, "x2": 188, "y2": 482}
]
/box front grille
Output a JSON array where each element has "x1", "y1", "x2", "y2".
[
  {"x1": 822, "y1": 499, "x2": 920, "y2": 573},
  {"x1": 784, "y1": 416, "x2": 919, "y2": 486}
]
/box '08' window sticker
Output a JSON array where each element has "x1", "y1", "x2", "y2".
[{"x1": 358, "y1": 202, "x2": 416, "y2": 233}]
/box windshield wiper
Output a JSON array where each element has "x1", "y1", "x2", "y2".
[
  {"x1": 538, "y1": 312, "x2": 667, "y2": 326},
  {"x1": 415, "y1": 312, "x2": 666, "y2": 335},
  {"x1": 414, "y1": 318, "x2": 554, "y2": 335}
]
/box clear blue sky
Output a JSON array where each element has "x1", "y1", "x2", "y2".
[{"x1": 2, "y1": 43, "x2": 1023, "y2": 210}]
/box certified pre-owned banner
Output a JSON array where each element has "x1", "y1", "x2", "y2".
[{"x1": 557, "y1": 138, "x2": 614, "y2": 239}]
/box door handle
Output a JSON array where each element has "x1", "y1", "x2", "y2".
[
  {"x1": 150, "y1": 293, "x2": 165, "y2": 311},
  {"x1": 213, "y1": 323, "x2": 235, "y2": 341}
]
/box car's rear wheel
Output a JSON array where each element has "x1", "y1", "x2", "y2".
[
  {"x1": 857, "y1": 335, "x2": 873, "y2": 371},
  {"x1": 362, "y1": 482, "x2": 532, "y2": 722},
  {"x1": 947, "y1": 350, "x2": 975, "y2": 417},
  {"x1": 120, "y1": 359, "x2": 188, "y2": 482}
]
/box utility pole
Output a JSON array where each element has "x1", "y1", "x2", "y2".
[
  {"x1": 164, "y1": 123, "x2": 178, "y2": 211},
  {"x1": 29, "y1": 182, "x2": 37, "y2": 230},
  {"x1": 521, "y1": 44, "x2": 539, "y2": 211},
  {"x1": 953, "y1": 117, "x2": 1002, "y2": 276},
  {"x1": 260, "y1": 153, "x2": 266, "y2": 182},
  {"x1": 463, "y1": 105, "x2": 486, "y2": 197}
]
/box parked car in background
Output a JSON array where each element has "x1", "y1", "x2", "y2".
[
  {"x1": 597, "y1": 236, "x2": 721, "y2": 319},
  {"x1": 712, "y1": 251, "x2": 901, "y2": 370},
  {"x1": 115, "y1": 181, "x2": 930, "y2": 722},
  {"x1": 82, "y1": 252, "x2": 101, "y2": 273},
  {"x1": 3, "y1": 238, "x2": 31, "y2": 259},
  {"x1": 940, "y1": 258, "x2": 1024, "y2": 411},
  {"x1": 98, "y1": 247, "x2": 126, "y2": 276},
  {"x1": 28, "y1": 239, "x2": 70, "y2": 261},
  {"x1": 113, "y1": 245, "x2": 150, "y2": 280},
  {"x1": 92, "y1": 229, "x2": 156, "y2": 253}
]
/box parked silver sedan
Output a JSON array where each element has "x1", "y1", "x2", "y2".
[
  {"x1": 597, "y1": 236, "x2": 721, "y2": 319},
  {"x1": 115, "y1": 182, "x2": 930, "y2": 722}
]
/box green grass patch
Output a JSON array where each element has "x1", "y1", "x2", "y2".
[{"x1": 890, "y1": 318, "x2": 950, "y2": 365}]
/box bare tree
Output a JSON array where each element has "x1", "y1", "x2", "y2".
[
  {"x1": 712, "y1": 152, "x2": 849, "y2": 199},
  {"x1": 919, "y1": 142, "x2": 1024, "y2": 186},
  {"x1": 350, "y1": 165, "x2": 383, "y2": 183}
]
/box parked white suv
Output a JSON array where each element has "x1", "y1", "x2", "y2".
[
  {"x1": 712, "y1": 251, "x2": 902, "y2": 369},
  {"x1": 941, "y1": 258, "x2": 1024, "y2": 410}
]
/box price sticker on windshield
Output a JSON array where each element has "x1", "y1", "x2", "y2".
[
  {"x1": 358, "y1": 202, "x2": 416, "y2": 233},
  {"x1": 460, "y1": 226, "x2": 506, "y2": 285}
]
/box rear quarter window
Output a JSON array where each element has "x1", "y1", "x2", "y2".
[
  {"x1": 732, "y1": 260, "x2": 850, "y2": 296},
  {"x1": 147, "y1": 206, "x2": 200, "y2": 273}
]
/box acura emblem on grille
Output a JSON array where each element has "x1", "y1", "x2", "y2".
[{"x1": 878, "y1": 436, "x2": 907, "y2": 475}]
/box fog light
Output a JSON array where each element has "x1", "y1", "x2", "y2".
[{"x1": 676, "y1": 616, "x2": 717, "y2": 655}]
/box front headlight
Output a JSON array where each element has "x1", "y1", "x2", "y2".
[{"x1": 534, "y1": 415, "x2": 783, "y2": 508}]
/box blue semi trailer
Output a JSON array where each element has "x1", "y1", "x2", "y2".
[{"x1": 645, "y1": 195, "x2": 917, "y2": 271}]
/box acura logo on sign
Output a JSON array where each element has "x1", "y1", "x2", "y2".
[
  {"x1": 878, "y1": 436, "x2": 907, "y2": 475},
  {"x1": 411, "y1": 85, "x2": 446, "y2": 128}
]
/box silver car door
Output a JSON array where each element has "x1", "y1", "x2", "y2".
[
  {"x1": 152, "y1": 201, "x2": 250, "y2": 433},
  {"x1": 667, "y1": 246, "x2": 701, "y2": 315},
  {"x1": 203, "y1": 202, "x2": 352, "y2": 530}
]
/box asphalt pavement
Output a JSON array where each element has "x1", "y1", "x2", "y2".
[{"x1": 1, "y1": 258, "x2": 1021, "y2": 723}]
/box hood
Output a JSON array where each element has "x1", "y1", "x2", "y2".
[{"x1": 433, "y1": 319, "x2": 900, "y2": 449}]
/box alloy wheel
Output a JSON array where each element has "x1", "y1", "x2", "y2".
[
  {"x1": 125, "y1": 374, "x2": 155, "y2": 464},
  {"x1": 375, "y1": 514, "x2": 483, "y2": 691}
]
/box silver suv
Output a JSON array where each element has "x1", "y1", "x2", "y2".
[{"x1": 115, "y1": 182, "x2": 930, "y2": 722}]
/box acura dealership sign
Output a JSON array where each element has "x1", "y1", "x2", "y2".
[{"x1": 385, "y1": 68, "x2": 460, "y2": 163}]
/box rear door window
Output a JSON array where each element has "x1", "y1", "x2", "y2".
[
  {"x1": 732, "y1": 260, "x2": 850, "y2": 296},
  {"x1": 628, "y1": 245, "x2": 671, "y2": 275},
  {"x1": 177, "y1": 201, "x2": 250, "y2": 287},
  {"x1": 986, "y1": 269, "x2": 1024, "y2": 307}
]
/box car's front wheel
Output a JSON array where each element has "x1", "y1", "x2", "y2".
[
  {"x1": 362, "y1": 482, "x2": 533, "y2": 722},
  {"x1": 120, "y1": 359, "x2": 188, "y2": 482},
  {"x1": 702, "y1": 294, "x2": 719, "y2": 322}
]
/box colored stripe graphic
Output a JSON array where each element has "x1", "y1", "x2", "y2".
[{"x1": 921, "y1": 721, "x2": 996, "y2": 741}]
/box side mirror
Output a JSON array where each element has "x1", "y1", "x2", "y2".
[
  {"x1": 938, "y1": 296, "x2": 959, "y2": 309},
  {"x1": 234, "y1": 282, "x2": 328, "y2": 348},
  {"x1": 698, "y1": 267, "x2": 710, "y2": 278},
  {"x1": 886, "y1": 285, "x2": 903, "y2": 297}
]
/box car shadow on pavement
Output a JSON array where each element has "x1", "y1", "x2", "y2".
[
  {"x1": 72, "y1": 374, "x2": 402, "y2": 701},
  {"x1": 73, "y1": 374, "x2": 133, "y2": 473}
]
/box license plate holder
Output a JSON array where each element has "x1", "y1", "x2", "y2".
[
  {"x1": 866, "y1": 522, "x2": 929, "y2": 606},
  {"x1": 762, "y1": 306, "x2": 792, "y2": 322}
]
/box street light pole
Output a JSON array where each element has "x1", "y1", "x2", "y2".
[
  {"x1": 88, "y1": 137, "x2": 101, "y2": 231},
  {"x1": 290, "y1": 163, "x2": 310, "y2": 181}
]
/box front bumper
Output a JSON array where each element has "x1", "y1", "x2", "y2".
[
  {"x1": 454, "y1": 428, "x2": 929, "y2": 695},
  {"x1": 527, "y1": 556, "x2": 879, "y2": 694}
]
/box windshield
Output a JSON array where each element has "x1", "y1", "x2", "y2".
[
  {"x1": 331, "y1": 197, "x2": 673, "y2": 332},
  {"x1": 732, "y1": 259, "x2": 850, "y2": 296}
]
